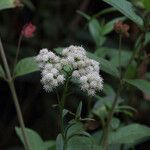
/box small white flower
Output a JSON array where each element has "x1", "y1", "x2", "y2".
[
  {"x1": 77, "y1": 60, "x2": 86, "y2": 68},
  {"x1": 67, "y1": 56, "x2": 74, "y2": 64},
  {"x1": 55, "y1": 63, "x2": 62, "y2": 70},
  {"x1": 40, "y1": 48, "x2": 49, "y2": 54},
  {"x1": 44, "y1": 64, "x2": 53, "y2": 70},
  {"x1": 90, "y1": 81, "x2": 98, "y2": 88},
  {"x1": 80, "y1": 76, "x2": 88, "y2": 83},
  {"x1": 51, "y1": 68, "x2": 59, "y2": 76},
  {"x1": 41, "y1": 69, "x2": 49, "y2": 76},
  {"x1": 52, "y1": 79, "x2": 58, "y2": 87},
  {"x1": 72, "y1": 70, "x2": 80, "y2": 78},
  {"x1": 94, "y1": 65, "x2": 99, "y2": 72},
  {"x1": 88, "y1": 89, "x2": 95, "y2": 96},
  {"x1": 61, "y1": 59, "x2": 68, "y2": 66},
  {"x1": 81, "y1": 83, "x2": 89, "y2": 91},
  {"x1": 57, "y1": 75, "x2": 65, "y2": 83},
  {"x1": 48, "y1": 51, "x2": 55, "y2": 59},
  {"x1": 43, "y1": 84, "x2": 53, "y2": 92},
  {"x1": 62, "y1": 48, "x2": 69, "y2": 56}
]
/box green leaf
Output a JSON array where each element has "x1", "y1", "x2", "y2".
[
  {"x1": 14, "y1": 57, "x2": 39, "y2": 77},
  {"x1": 44, "y1": 140, "x2": 56, "y2": 150},
  {"x1": 103, "y1": 84, "x2": 115, "y2": 98},
  {"x1": 0, "y1": 0, "x2": 16, "y2": 10},
  {"x1": 75, "y1": 101, "x2": 82, "y2": 119},
  {"x1": 0, "y1": 65, "x2": 5, "y2": 78},
  {"x1": 66, "y1": 121, "x2": 84, "y2": 139},
  {"x1": 62, "y1": 109, "x2": 69, "y2": 118},
  {"x1": 124, "y1": 79, "x2": 150, "y2": 96},
  {"x1": 101, "y1": 17, "x2": 126, "y2": 35},
  {"x1": 67, "y1": 136, "x2": 93, "y2": 150},
  {"x1": 77, "y1": 10, "x2": 91, "y2": 20},
  {"x1": 56, "y1": 134, "x2": 64, "y2": 150},
  {"x1": 88, "y1": 19, "x2": 103, "y2": 46},
  {"x1": 15, "y1": 127, "x2": 46, "y2": 150},
  {"x1": 102, "y1": 0, "x2": 144, "y2": 26},
  {"x1": 109, "y1": 124, "x2": 150, "y2": 144},
  {"x1": 141, "y1": 0, "x2": 150, "y2": 10}
]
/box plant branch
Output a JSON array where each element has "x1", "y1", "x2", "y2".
[{"x1": 0, "y1": 37, "x2": 31, "y2": 150}]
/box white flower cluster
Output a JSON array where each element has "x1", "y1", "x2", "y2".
[
  {"x1": 36, "y1": 48, "x2": 65, "y2": 92},
  {"x1": 36, "y1": 45, "x2": 103, "y2": 95}
]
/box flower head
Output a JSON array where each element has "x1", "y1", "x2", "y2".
[
  {"x1": 114, "y1": 21, "x2": 130, "y2": 37},
  {"x1": 21, "y1": 22, "x2": 36, "y2": 38},
  {"x1": 36, "y1": 45, "x2": 103, "y2": 96}
]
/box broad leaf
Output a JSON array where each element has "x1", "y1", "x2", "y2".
[
  {"x1": 0, "y1": 65, "x2": 5, "y2": 78},
  {"x1": 56, "y1": 134, "x2": 64, "y2": 150},
  {"x1": 15, "y1": 127, "x2": 46, "y2": 150},
  {"x1": 88, "y1": 18, "x2": 105, "y2": 46},
  {"x1": 141, "y1": 0, "x2": 150, "y2": 10},
  {"x1": 125, "y1": 79, "x2": 150, "y2": 96},
  {"x1": 67, "y1": 136, "x2": 94, "y2": 150},
  {"x1": 14, "y1": 57, "x2": 39, "y2": 77},
  {"x1": 102, "y1": 0, "x2": 144, "y2": 26},
  {"x1": 44, "y1": 140, "x2": 56, "y2": 150},
  {"x1": 109, "y1": 124, "x2": 150, "y2": 144},
  {"x1": 0, "y1": 0, "x2": 16, "y2": 10}
]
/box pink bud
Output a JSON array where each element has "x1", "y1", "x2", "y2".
[{"x1": 21, "y1": 22, "x2": 36, "y2": 38}]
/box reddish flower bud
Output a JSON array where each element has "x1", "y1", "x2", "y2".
[
  {"x1": 21, "y1": 22, "x2": 36, "y2": 38},
  {"x1": 114, "y1": 21, "x2": 130, "y2": 37}
]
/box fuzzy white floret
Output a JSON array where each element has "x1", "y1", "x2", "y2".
[{"x1": 57, "y1": 75, "x2": 65, "y2": 83}]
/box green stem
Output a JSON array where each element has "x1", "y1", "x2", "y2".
[
  {"x1": 119, "y1": 35, "x2": 122, "y2": 78},
  {"x1": 102, "y1": 32, "x2": 146, "y2": 150},
  {"x1": 101, "y1": 34, "x2": 123, "y2": 150},
  {"x1": 59, "y1": 77, "x2": 70, "y2": 150},
  {"x1": 0, "y1": 37, "x2": 31, "y2": 150}
]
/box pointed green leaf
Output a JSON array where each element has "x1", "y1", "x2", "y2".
[
  {"x1": 88, "y1": 19, "x2": 102, "y2": 46},
  {"x1": 0, "y1": 0, "x2": 16, "y2": 10},
  {"x1": 15, "y1": 127, "x2": 46, "y2": 150},
  {"x1": 102, "y1": 0, "x2": 144, "y2": 26},
  {"x1": 77, "y1": 10, "x2": 91, "y2": 20},
  {"x1": 109, "y1": 124, "x2": 150, "y2": 144},
  {"x1": 56, "y1": 134, "x2": 64, "y2": 150},
  {"x1": 124, "y1": 79, "x2": 150, "y2": 96},
  {"x1": 14, "y1": 57, "x2": 39, "y2": 77}
]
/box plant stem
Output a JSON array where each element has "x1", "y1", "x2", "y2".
[
  {"x1": 102, "y1": 34, "x2": 123, "y2": 150},
  {"x1": 119, "y1": 35, "x2": 122, "y2": 78},
  {"x1": 0, "y1": 37, "x2": 31, "y2": 150},
  {"x1": 59, "y1": 78, "x2": 70, "y2": 150},
  {"x1": 101, "y1": 83, "x2": 121, "y2": 150},
  {"x1": 102, "y1": 32, "x2": 146, "y2": 150}
]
